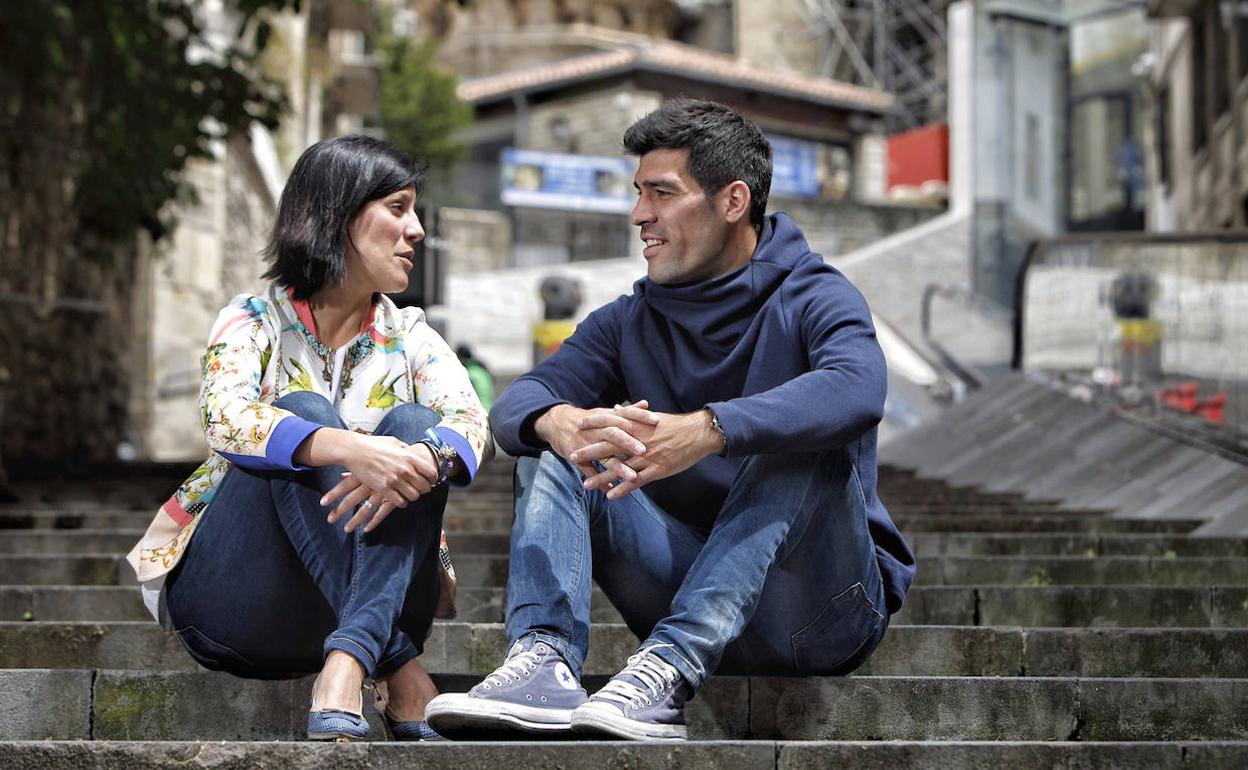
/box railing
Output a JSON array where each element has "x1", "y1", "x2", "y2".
[{"x1": 1013, "y1": 232, "x2": 1248, "y2": 457}]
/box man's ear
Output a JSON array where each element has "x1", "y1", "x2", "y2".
[{"x1": 722, "y1": 180, "x2": 751, "y2": 224}]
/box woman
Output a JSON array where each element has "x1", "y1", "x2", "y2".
[{"x1": 126, "y1": 135, "x2": 490, "y2": 741}]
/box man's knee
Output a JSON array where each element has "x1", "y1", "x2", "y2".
[
  {"x1": 273, "y1": 392, "x2": 338, "y2": 425},
  {"x1": 515, "y1": 451, "x2": 579, "y2": 492}
]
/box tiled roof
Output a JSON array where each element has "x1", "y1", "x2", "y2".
[{"x1": 456, "y1": 40, "x2": 894, "y2": 114}]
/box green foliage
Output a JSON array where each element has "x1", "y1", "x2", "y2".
[
  {"x1": 0, "y1": 0, "x2": 300, "y2": 246},
  {"x1": 377, "y1": 27, "x2": 471, "y2": 177}
]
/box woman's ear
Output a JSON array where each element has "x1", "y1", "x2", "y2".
[{"x1": 722, "y1": 180, "x2": 751, "y2": 224}]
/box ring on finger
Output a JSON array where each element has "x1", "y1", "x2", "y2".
[{"x1": 361, "y1": 499, "x2": 378, "y2": 512}]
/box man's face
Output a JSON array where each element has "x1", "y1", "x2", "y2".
[{"x1": 632, "y1": 148, "x2": 734, "y2": 286}]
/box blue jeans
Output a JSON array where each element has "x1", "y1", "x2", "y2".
[
  {"x1": 506, "y1": 449, "x2": 888, "y2": 692},
  {"x1": 165, "y1": 392, "x2": 447, "y2": 680}
]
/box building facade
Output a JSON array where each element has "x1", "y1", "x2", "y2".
[{"x1": 1146, "y1": 0, "x2": 1248, "y2": 231}]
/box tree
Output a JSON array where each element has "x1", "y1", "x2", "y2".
[
  {"x1": 0, "y1": 0, "x2": 300, "y2": 466},
  {"x1": 0, "y1": 0, "x2": 300, "y2": 251},
  {"x1": 377, "y1": 26, "x2": 471, "y2": 177}
]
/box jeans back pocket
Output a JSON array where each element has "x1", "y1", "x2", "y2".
[{"x1": 790, "y1": 581, "x2": 885, "y2": 674}]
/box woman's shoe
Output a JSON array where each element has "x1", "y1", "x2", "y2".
[
  {"x1": 383, "y1": 712, "x2": 444, "y2": 741},
  {"x1": 307, "y1": 709, "x2": 370, "y2": 741}
]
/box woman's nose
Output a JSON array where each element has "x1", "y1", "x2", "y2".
[{"x1": 406, "y1": 214, "x2": 425, "y2": 243}]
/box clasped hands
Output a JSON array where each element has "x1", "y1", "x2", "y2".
[{"x1": 537, "y1": 399, "x2": 723, "y2": 500}]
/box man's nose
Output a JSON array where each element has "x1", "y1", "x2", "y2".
[{"x1": 631, "y1": 197, "x2": 654, "y2": 227}]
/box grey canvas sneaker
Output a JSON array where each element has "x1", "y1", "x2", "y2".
[
  {"x1": 425, "y1": 635, "x2": 587, "y2": 736},
  {"x1": 571, "y1": 645, "x2": 691, "y2": 740}
]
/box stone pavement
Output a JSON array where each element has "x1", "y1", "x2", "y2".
[{"x1": 2, "y1": 387, "x2": 1247, "y2": 767}]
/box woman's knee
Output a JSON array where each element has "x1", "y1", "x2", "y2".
[
  {"x1": 374, "y1": 403, "x2": 440, "y2": 441},
  {"x1": 273, "y1": 392, "x2": 340, "y2": 426}
]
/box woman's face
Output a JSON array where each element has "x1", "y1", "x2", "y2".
[{"x1": 345, "y1": 186, "x2": 424, "y2": 294}]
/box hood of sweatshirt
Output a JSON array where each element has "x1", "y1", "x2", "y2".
[{"x1": 638, "y1": 212, "x2": 815, "y2": 350}]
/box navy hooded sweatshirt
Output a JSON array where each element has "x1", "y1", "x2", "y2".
[{"x1": 490, "y1": 213, "x2": 916, "y2": 613}]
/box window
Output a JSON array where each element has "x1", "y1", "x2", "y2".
[
  {"x1": 1214, "y1": 4, "x2": 1230, "y2": 117},
  {"x1": 330, "y1": 29, "x2": 369, "y2": 65},
  {"x1": 1025, "y1": 113, "x2": 1041, "y2": 203},
  {"x1": 1191, "y1": 11, "x2": 1208, "y2": 154},
  {"x1": 1156, "y1": 85, "x2": 1171, "y2": 190},
  {"x1": 1237, "y1": 2, "x2": 1248, "y2": 80}
]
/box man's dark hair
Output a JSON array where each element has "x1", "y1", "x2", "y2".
[
  {"x1": 262, "y1": 135, "x2": 423, "y2": 299},
  {"x1": 622, "y1": 99, "x2": 772, "y2": 230}
]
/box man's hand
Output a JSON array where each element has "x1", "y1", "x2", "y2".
[
  {"x1": 534, "y1": 400, "x2": 659, "y2": 480},
  {"x1": 574, "y1": 405, "x2": 724, "y2": 500}
]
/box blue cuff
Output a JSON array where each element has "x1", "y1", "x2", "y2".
[
  {"x1": 220, "y1": 416, "x2": 320, "y2": 471},
  {"x1": 433, "y1": 426, "x2": 477, "y2": 486}
]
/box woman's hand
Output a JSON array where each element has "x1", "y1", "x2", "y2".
[{"x1": 303, "y1": 430, "x2": 440, "y2": 533}]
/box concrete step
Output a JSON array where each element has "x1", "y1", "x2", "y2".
[
  {"x1": 0, "y1": 497, "x2": 513, "y2": 531},
  {"x1": 0, "y1": 529, "x2": 511, "y2": 556},
  {"x1": 0, "y1": 509, "x2": 1203, "y2": 536},
  {"x1": 907, "y1": 532, "x2": 1248, "y2": 558},
  {"x1": 9, "y1": 550, "x2": 1248, "y2": 591},
  {"x1": 16, "y1": 528, "x2": 1245, "y2": 560},
  {"x1": 0, "y1": 531, "x2": 145, "y2": 554},
  {"x1": 0, "y1": 586, "x2": 150, "y2": 622},
  {"x1": 891, "y1": 514, "x2": 1203, "y2": 534},
  {"x1": 914, "y1": 555, "x2": 1248, "y2": 587},
  {"x1": 4, "y1": 669, "x2": 1246, "y2": 741},
  {"x1": 4, "y1": 740, "x2": 1247, "y2": 768},
  {"x1": 9, "y1": 583, "x2": 1248, "y2": 628},
  {"x1": 5, "y1": 621, "x2": 1248, "y2": 679},
  {"x1": 894, "y1": 585, "x2": 1248, "y2": 628}
]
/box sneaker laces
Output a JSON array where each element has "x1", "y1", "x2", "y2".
[
  {"x1": 482, "y1": 644, "x2": 542, "y2": 688},
  {"x1": 594, "y1": 646, "x2": 681, "y2": 709}
]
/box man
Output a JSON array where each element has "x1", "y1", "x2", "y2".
[{"x1": 426, "y1": 99, "x2": 915, "y2": 741}]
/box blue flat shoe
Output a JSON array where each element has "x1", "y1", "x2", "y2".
[
  {"x1": 384, "y1": 713, "x2": 444, "y2": 741},
  {"x1": 307, "y1": 709, "x2": 370, "y2": 741}
]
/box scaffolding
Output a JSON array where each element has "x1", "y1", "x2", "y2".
[{"x1": 791, "y1": 0, "x2": 951, "y2": 131}]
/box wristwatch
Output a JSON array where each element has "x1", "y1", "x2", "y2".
[
  {"x1": 707, "y1": 409, "x2": 729, "y2": 458},
  {"x1": 420, "y1": 428, "x2": 459, "y2": 484}
]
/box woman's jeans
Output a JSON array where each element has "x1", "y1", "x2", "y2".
[
  {"x1": 165, "y1": 392, "x2": 448, "y2": 680},
  {"x1": 506, "y1": 449, "x2": 887, "y2": 692}
]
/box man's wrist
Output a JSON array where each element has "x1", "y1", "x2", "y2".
[
  {"x1": 702, "y1": 408, "x2": 728, "y2": 458},
  {"x1": 534, "y1": 403, "x2": 574, "y2": 445}
]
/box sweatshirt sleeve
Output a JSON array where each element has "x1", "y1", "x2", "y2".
[
  {"x1": 491, "y1": 307, "x2": 624, "y2": 456},
  {"x1": 705, "y1": 278, "x2": 886, "y2": 455},
  {"x1": 199, "y1": 296, "x2": 318, "y2": 470}
]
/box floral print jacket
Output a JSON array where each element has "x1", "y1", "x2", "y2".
[{"x1": 126, "y1": 283, "x2": 491, "y2": 626}]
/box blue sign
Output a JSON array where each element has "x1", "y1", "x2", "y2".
[
  {"x1": 501, "y1": 148, "x2": 634, "y2": 214},
  {"x1": 767, "y1": 134, "x2": 820, "y2": 199}
]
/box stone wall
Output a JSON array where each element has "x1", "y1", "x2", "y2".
[
  {"x1": 0, "y1": 71, "x2": 138, "y2": 466},
  {"x1": 137, "y1": 137, "x2": 276, "y2": 462},
  {"x1": 779, "y1": 198, "x2": 943, "y2": 260}
]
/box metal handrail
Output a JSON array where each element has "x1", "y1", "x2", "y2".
[{"x1": 920, "y1": 283, "x2": 990, "y2": 391}]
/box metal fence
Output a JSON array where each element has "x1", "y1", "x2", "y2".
[{"x1": 1013, "y1": 232, "x2": 1248, "y2": 456}]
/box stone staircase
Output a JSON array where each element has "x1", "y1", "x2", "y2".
[{"x1": 2, "y1": 431, "x2": 1247, "y2": 767}]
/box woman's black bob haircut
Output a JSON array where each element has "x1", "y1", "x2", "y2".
[{"x1": 262, "y1": 135, "x2": 423, "y2": 299}]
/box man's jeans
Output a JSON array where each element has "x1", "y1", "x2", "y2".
[
  {"x1": 166, "y1": 392, "x2": 447, "y2": 680},
  {"x1": 506, "y1": 449, "x2": 887, "y2": 692}
]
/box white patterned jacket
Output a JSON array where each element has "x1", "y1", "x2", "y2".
[{"x1": 126, "y1": 283, "x2": 491, "y2": 626}]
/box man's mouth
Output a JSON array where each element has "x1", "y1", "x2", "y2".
[{"x1": 641, "y1": 236, "x2": 665, "y2": 257}]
